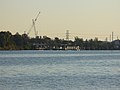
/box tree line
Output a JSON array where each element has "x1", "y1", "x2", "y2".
[{"x1": 0, "y1": 31, "x2": 119, "y2": 50}]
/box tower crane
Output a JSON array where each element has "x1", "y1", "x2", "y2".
[{"x1": 27, "y1": 12, "x2": 40, "y2": 37}]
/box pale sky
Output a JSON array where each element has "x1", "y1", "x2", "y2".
[{"x1": 0, "y1": 0, "x2": 120, "y2": 40}]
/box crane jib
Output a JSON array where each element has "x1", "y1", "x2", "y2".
[{"x1": 27, "y1": 12, "x2": 40, "y2": 37}]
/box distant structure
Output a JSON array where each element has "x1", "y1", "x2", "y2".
[
  {"x1": 110, "y1": 35, "x2": 111, "y2": 42},
  {"x1": 112, "y1": 32, "x2": 114, "y2": 42},
  {"x1": 27, "y1": 12, "x2": 40, "y2": 37},
  {"x1": 105, "y1": 37, "x2": 108, "y2": 42},
  {"x1": 117, "y1": 36, "x2": 119, "y2": 40},
  {"x1": 66, "y1": 30, "x2": 69, "y2": 41}
]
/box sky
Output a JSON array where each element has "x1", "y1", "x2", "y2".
[{"x1": 0, "y1": 0, "x2": 120, "y2": 40}]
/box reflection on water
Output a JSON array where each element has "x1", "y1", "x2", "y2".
[{"x1": 0, "y1": 50, "x2": 120, "y2": 90}]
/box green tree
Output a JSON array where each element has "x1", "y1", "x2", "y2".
[
  {"x1": 0, "y1": 31, "x2": 14, "y2": 49},
  {"x1": 74, "y1": 36, "x2": 84, "y2": 49},
  {"x1": 12, "y1": 32, "x2": 23, "y2": 49}
]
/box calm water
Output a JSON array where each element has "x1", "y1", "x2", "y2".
[{"x1": 0, "y1": 50, "x2": 120, "y2": 90}]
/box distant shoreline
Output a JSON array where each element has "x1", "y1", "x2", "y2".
[{"x1": 0, "y1": 31, "x2": 120, "y2": 50}]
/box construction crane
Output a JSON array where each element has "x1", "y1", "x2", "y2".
[{"x1": 27, "y1": 12, "x2": 40, "y2": 37}]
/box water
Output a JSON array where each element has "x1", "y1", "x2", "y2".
[{"x1": 0, "y1": 50, "x2": 120, "y2": 90}]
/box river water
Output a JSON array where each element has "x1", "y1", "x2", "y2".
[{"x1": 0, "y1": 50, "x2": 120, "y2": 90}]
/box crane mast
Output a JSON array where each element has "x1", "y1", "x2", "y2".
[{"x1": 27, "y1": 12, "x2": 40, "y2": 37}]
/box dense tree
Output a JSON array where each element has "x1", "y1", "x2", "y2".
[
  {"x1": 74, "y1": 36, "x2": 84, "y2": 49},
  {"x1": 0, "y1": 31, "x2": 119, "y2": 50},
  {"x1": 22, "y1": 34, "x2": 31, "y2": 49},
  {"x1": 12, "y1": 32, "x2": 24, "y2": 49},
  {"x1": 0, "y1": 31, "x2": 14, "y2": 49}
]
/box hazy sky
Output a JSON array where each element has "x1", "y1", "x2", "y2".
[{"x1": 0, "y1": 0, "x2": 120, "y2": 40}]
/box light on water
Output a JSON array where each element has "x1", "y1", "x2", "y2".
[{"x1": 0, "y1": 50, "x2": 120, "y2": 90}]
